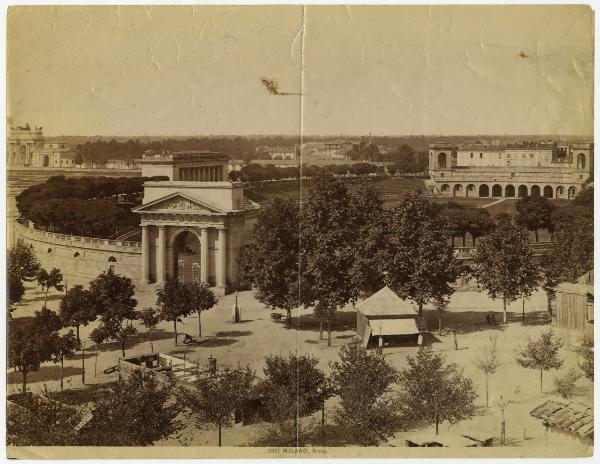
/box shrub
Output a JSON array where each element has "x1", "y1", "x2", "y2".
[{"x1": 553, "y1": 369, "x2": 581, "y2": 399}]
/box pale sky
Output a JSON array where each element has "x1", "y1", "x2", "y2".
[{"x1": 7, "y1": 5, "x2": 594, "y2": 137}]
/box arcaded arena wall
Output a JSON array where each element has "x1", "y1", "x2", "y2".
[{"x1": 13, "y1": 221, "x2": 142, "y2": 286}]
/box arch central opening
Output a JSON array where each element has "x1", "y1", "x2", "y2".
[{"x1": 173, "y1": 230, "x2": 201, "y2": 284}]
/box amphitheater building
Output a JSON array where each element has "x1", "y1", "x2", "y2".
[{"x1": 427, "y1": 141, "x2": 593, "y2": 199}]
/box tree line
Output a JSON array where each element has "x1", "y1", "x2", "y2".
[{"x1": 240, "y1": 175, "x2": 593, "y2": 337}]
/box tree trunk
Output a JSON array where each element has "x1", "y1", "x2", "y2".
[
  {"x1": 60, "y1": 356, "x2": 64, "y2": 391},
  {"x1": 95, "y1": 346, "x2": 98, "y2": 378},
  {"x1": 546, "y1": 292, "x2": 553, "y2": 316},
  {"x1": 534, "y1": 228, "x2": 539, "y2": 242},
  {"x1": 174, "y1": 320, "x2": 178, "y2": 346},
  {"x1": 218, "y1": 424, "x2": 222, "y2": 447},
  {"x1": 81, "y1": 344, "x2": 86, "y2": 385},
  {"x1": 44, "y1": 287, "x2": 49, "y2": 308},
  {"x1": 472, "y1": 235, "x2": 476, "y2": 247},
  {"x1": 121, "y1": 339, "x2": 126, "y2": 358},
  {"x1": 502, "y1": 298, "x2": 507, "y2": 325},
  {"x1": 522, "y1": 296, "x2": 525, "y2": 323},
  {"x1": 22, "y1": 370, "x2": 27, "y2": 395},
  {"x1": 198, "y1": 310, "x2": 202, "y2": 338},
  {"x1": 319, "y1": 319, "x2": 323, "y2": 340},
  {"x1": 438, "y1": 313, "x2": 442, "y2": 335},
  {"x1": 286, "y1": 308, "x2": 292, "y2": 326},
  {"x1": 149, "y1": 327, "x2": 154, "y2": 353},
  {"x1": 540, "y1": 369, "x2": 543, "y2": 393},
  {"x1": 76, "y1": 325, "x2": 80, "y2": 344},
  {"x1": 462, "y1": 234, "x2": 466, "y2": 247},
  {"x1": 435, "y1": 409, "x2": 439, "y2": 435},
  {"x1": 327, "y1": 318, "x2": 332, "y2": 347},
  {"x1": 485, "y1": 371, "x2": 489, "y2": 407},
  {"x1": 418, "y1": 302, "x2": 423, "y2": 321}
]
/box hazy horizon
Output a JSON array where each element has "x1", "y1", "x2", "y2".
[{"x1": 8, "y1": 5, "x2": 594, "y2": 138}]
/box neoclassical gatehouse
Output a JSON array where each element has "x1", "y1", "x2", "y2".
[
  {"x1": 428, "y1": 141, "x2": 593, "y2": 199},
  {"x1": 133, "y1": 151, "x2": 259, "y2": 295},
  {"x1": 8, "y1": 124, "x2": 77, "y2": 168}
]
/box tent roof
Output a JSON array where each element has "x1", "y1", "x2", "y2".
[{"x1": 356, "y1": 286, "x2": 418, "y2": 317}]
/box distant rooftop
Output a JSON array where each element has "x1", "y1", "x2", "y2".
[{"x1": 139, "y1": 150, "x2": 229, "y2": 163}]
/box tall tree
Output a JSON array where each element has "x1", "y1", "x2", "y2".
[
  {"x1": 301, "y1": 174, "x2": 355, "y2": 345},
  {"x1": 474, "y1": 335, "x2": 500, "y2": 407},
  {"x1": 380, "y1": 193, "x2": 463, "y2": 318},
  {"x1": 8, "y1": 271, "x2": 25, "y2": 314},
  {"x1": 155, "y1": 279, "x2": 194, "y2": 345},
  {"x1": 188, "y1": 282, "x2": 218, "y2": 338},
  {"x1": 8, "y1": 238, "x2": 40, "y2": 282},
  {"x1": 348, "y1": 182, "x2": 386, "y2": 299},
  {"x1": 59, "y1": 285, "x2": 96, "y2": 343},
  {"x1": 80, "y1": 370, "x2": 182, "y2": 446},
  {"x1": 7, "y1": 391, "x2": 83, "y2": 446},
  {"x1": 88, "y1": 270, "x2": 138, "y2": 356},
  {"x1": 516, "y1": 329, "x2": 563, "y2": 393},
  {"x1": 516, "y1": 195, "x2": 553, "y2": 242},
  {"x1": 36, "y1": 267, "x2": 64, "y2": 308},
  {"x1": 467, "y1": 208, "x2": 495, "y2": 247},
  {"x1": 139, "y1": 307, "x2": 160, "y2": 353},
  {"x1": 260, "y1": 352, "x2": 330, "y2": 441},
  {"x1": 472, "y1": 216, "x2": 541, "y2": 324},
  {"x1": 50, "y1": 330, "x2": 78, "y2": 391},
  {"x1": 575, "y1": 335, "x2": 594, "y2": 381},
  {"x1": 238, "y1": 198, "x2": 300, "y2": 325},
  {"x1": 399, "y1": 347, "x2": 477, "y2": 435},
  {"x1": 179, "y1": 367, "x2": 255, "y2": 446},
  {"x1": 330, "y1": 343, "x2": 400, "y2": 445}
]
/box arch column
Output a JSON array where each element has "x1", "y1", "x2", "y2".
[
  {"x1": 216, "y1": 227, "x2": 228, "y2": 292},
  {"x1": 157, "y1": 225, "x2": 166, "y2": 284},
  {"x1": 200, "y1": 227, "x2": 209, "y2": 284},
  {"x1": 141, "y1": 225, "x2": 150, "y2": 283}
]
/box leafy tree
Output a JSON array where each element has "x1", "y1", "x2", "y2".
[
  {"x1": 572, "y1": 185, "x2": 593, "y2": 209},
  {"x1": 8, "y1": 238, "x2": 40, "y2": 282},
  {"x1": 238, "y1": 198, "x2": 300, "y2": 325},
  {"x1": 7, "y1": 391, "x2": 83, "y2": 446},
  {"x1": 88, "y1": 270, "x2": 138, "y2": 356},
  {"x1": 155, "y1": 279, "x2": 194, "y2": 345},
  {"x1": 330, "y1": 343, "x2": 400, "y2": 445},
  {"x1": 139, "y1": 307, "x2": 160, "y2": 353},
  {"x1": 59, "y1": 285, "x2": 96, "y2": 343},
  {"x1": 474, "y1": 335, "x2": 500, "y2": 407},
  {"x1": 301, "y1": 174, "x2": 355, "y2": 345},
  {"x1": 380, "y1": 193, "x2": 463, "y2": 318},
  {"x1": 553, "y1": 369, "x2": 581, "y2": 399},
  {"x1": 179, "y1": 367, "x2": 255, "y2": 446},
  {"x1": 575, "y1": 335, "x2": 594, "y2": 380},
  {"x1": 472, "y1": 216, "x2": 541, "y2": 324},
  {"x1": 434, "y1": 297, "x2": 449, "y2": 335},
  {"x1": 399, "y1": 347, "x2": 477, "y2": 435},
  {"x1": 50, "y1": 330, "x2": 78, "y2": 391},
  {"x1": 8, "y1": 309, "x2": 62, "y2": 394},
  {"x1": 440, "y1": 202, "x2": 471, "y2": 247},
  {"x1": 188, "y1": 282, "x2": 218, "y2": 338},
  {"x1": 8, "y1": 271, "x2": 25, "y2": 314},
  {"x1": 467, "y1": 208, "x2": 495, "y2": 247},
  {"x1": 516, "y1": 329, "x2": 563, "y2": 392},
  {"x1": 36, "y1": 267, "x2": 64, "y2": 308},
  {"x1": 516, "y1": 195, "x2": 553, "y2": 242},
  {"x1": 260, "y1": 352, "x2": 330, "y2": 440},
  {"x1": 80, "y1": 370, "x2": 182, "y2": 446},
  {"x1": 348, "y1": 182, "x2": 386, "y2": 299}
]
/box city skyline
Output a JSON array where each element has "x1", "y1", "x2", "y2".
[{"x1": 8, "y1": 5, "x2": 594, "y2": 137}]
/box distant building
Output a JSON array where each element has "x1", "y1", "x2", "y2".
[
  {"x1": 8, "y1": 124, "x2": 77, "y2": 168},
  {"x1": 428, "y1": 141, "x2": 593, "y2": 199},
  {"x1": 106, "y1": 159, "x2": 139, "y2": 170}
]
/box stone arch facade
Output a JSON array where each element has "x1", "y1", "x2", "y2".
[
  {"x1": 531, "y1": 185, "x2": 541, "y2": 197},
  {"x1": 577, "y1": 153, "x2": 586, "y2": 170},
  {"x1": 438, "y1": 152, "x2": 447, "y2": 168},
  {"x1": 543, "y1": 185, "x2": 553, "y2": 198},
  {"x1": 505, "y1": 185, "x2": 515, "y2": 197},
  {"x1": 440, "y1": 183, "x2": 451, "y2": 196},
  {"x1": 491, "y1": 184, "x2": 502, "y2": 197},
  {"x1": 518, "y1": 185, "x2": 528, "y2": 197},
  {"x1": 452, "y1": 184, "x2": 463, "y2": 197},
  {"x1": 479, "y1": 184, "x2": 490, "y2": 197}
]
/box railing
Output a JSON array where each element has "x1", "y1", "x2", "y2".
[{"x1": 14, "y1": 221, "x2": 142, "y2": 253}]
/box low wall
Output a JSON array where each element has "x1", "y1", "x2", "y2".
[{"x1": 13, "y1": 221, "x2": 142, "y2": 285}]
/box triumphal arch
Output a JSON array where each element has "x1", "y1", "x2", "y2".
[{"x1": 133, "y1": 151, "x2": 259, "y2": 295}]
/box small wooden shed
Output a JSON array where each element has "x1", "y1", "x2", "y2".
[
  {"x1": 555, "y1": 270, "x2": 593, "y2": 337},
  {"x1": 356, "y1": 286, "x2": 419, "y2": 346}
]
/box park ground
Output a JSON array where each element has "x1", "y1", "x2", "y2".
[{"x1": 8, "y1": 281, "x2": 593, "y2": 454}]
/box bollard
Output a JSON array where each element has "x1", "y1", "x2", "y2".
[{"x1": 208, "y1": 355, "x2": 217, "y2": 374}]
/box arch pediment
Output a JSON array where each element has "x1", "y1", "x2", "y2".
[{"x1": 133, "y1": 192, "x2": 225, "y2": 215}]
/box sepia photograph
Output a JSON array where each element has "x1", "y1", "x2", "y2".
[{"x1": 4, "y1": 3, "x2": 595, "y2": 459}]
